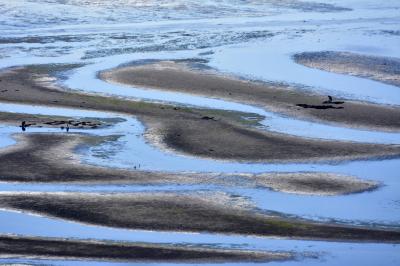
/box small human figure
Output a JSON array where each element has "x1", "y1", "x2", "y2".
[
  {"x1": 323, "y1": 95, "x2": 333, "y2": 104},
  {"x1": 21, "y1": 121, "x2": 26, "y2": 132},
  {"x1": 66, "y1": 124, "x2": 69, "y2": 132},
  {"x1": 323, "y1": 95, "x2": 344, "y2": 105}
]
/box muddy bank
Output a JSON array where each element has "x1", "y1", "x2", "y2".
[
  {"x1": 1, "y1": 192, "x2": 400, "y2": 242},
  {"x1": 100, "y1": 60, "x2": 400, "y2": 131},
  {"x1": 0, "y1": 111, "x2": 122, "y2": 130},
  {"x1": 1, "y1": 65, "x2": 400, "y2": 162},
  {"x1": 293, "y1": 51, "x2": 400, "y2": 87},
  {"x1": 0, "y1": 235, "x2": 289, "y2": 263},
  {"x1": 0, "y1": 133, "x2": 379, "y2": 196}
]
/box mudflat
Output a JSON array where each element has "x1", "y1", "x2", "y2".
[
  {"x1": 1, "y1": 65, "x2": 400, "y2": 162},
  {"x1": 100, "y1": 60, "x2": 400, "y2": 131},
  {"x1": 0, "y1": 132, "x2": 378, "y2": 196},
  {"x1": 0, "y1": 235, "x2": 290, "y2": 263},
  {"x1": 0, "y1": 111, "x2": 122, "y2": 130},
  {"x1": 293, "y1": 51, "x2": 400, "y2": 87},
  {"x1": 1, "y1": 192, "x2": 399, "y2": 242}
]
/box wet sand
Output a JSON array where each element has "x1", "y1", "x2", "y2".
[
  {"x1": 100, "y1": 60, "x2": 400, "y2": 131},
  {"x1": 293, "y1": 51, "x2": 400, "y2": 87},
  {"x1": 254, "y1": 172, "x2": 378, "y2": 196},
  {"x1": 0, "y1": 235, "x2": 289, "y2": 263},
  {"x1": 1, "y1": 192, "x2": 400, "y2": 242},
  {"x1": 0, "y1": 132, "x2": 379, "y2": 196},
  {"x1": 1, "y1": 65, "x2": 400, "y2": 162}
]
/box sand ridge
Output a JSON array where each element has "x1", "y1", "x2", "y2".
[
  {"x1": 1, "y1": 65, "x2": 399, "y2": 162},
  {"x1": 0, "y1": 235, "x2": 291, "y2": 263},
  {"x1": 1, "y1": 191, "x2": 400, "y2": 242},
  {"x1": 100, "y1": 59, "x2": 400, "y2": 132},
  {"x1": 294, "y1": 51, "x2": 400, "y2": 87},
  {"x1": 0, "y1": 131, "x2": 379, "y2": 196}
]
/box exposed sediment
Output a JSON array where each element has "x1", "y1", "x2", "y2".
[
  {"x1": 0, "y1": 111, "x2": 121, "y2": 130},
  {"x1": 0, "y1": 235, "x2": 291, "y2": 263},
  {"x1": 1, "y1": 65, "x2": 400, "y2": 162},
  {"x1": 1, "y1": 192, "x2": 399, "y2": 242},
  {"x1": 100, "y1": 60, "x2": 400, "y2": 131},
  {"x1": 255, "y1": 172, "x2": 378, "y2": 196},
  {"x1": 0, "y1": 133, "x2": 379, "y2": 196},
  {"x1": 293, "y1": 51, "x2": 400, "y2": 87}
]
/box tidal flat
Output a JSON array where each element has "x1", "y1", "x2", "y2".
[
  {"x1": 293, "y1": 51, "x2": 400, "y2": 87},
  {"x1": 100, "y1": 59, "x2": 400, "y2": 131},
  {"x1": 1, "y1": 66, "x2": 399, "y2": 162},
  {"x1": 1, "y1": 192, "x2": 400, "y2": 242},
  {"x1": 0, "y1": 132, "x2": 379, "y2": 196},
  {"x1": 0, "y1": 235, "x2": 295, "y2": 263},
  {"x1": 1, "y1": 1, "x2": 400, "y2": 265}
]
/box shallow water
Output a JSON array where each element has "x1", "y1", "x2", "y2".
[
  {"x1": 1, "y1": 102, "x2": 400, "y2": 224},
  {"x1": 0, "y1": 209, "x2": 399, "y2": 266},
  {"x1": 64, "y1": 50, "x2": 400, "y2": 143},
  {"x1": 0, "y1": 0, "x2": 400, "y2": 265}
]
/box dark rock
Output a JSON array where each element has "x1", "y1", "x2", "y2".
[{"x1": 201, "y1": 116, "x2": 215, "y2": 121}]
